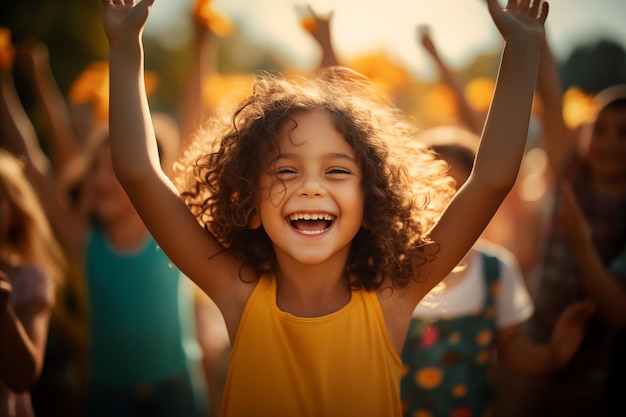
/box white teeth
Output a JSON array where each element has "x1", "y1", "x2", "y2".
[
  {"x1": 299, "y1": 229, "x2": 326, "y2": 235},
  {"x1": 289, "y1": 213, "x2": 334, "y2": 221}
]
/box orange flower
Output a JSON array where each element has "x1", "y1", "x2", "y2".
[
  {"x1": 194, "y1": 0, "x2": 235, "y2": 38},
  {"x1": 347, "y1": 50, "x2": 411, "y2": 98},
  {"x1": 475, "y1": 329, "x2": 493, "y2": 347},
  {"x1": 415, "y1": 367, "x2": 443, "y2": 389},
  {"x1": 0, "y1": 27, "x2": 14, "y2": 71},
  {"x1": 300, "y1": 17, "x2": 317, "y2": 34},
  {"x1": 476, "y1": 350, "x2": 491, "y2": 365},
  {"x1": 202, "y1": 73, "x2": 254, "y2": 111},
  {"x1": 68, "y1": 61, "x2": 109, "y2": 105},
  {"x1": 452, "y1": 384, "x2": 467, "y2": 398},
  {"x1": 563, "y1": 86, "x2": 596, "y2": 128},
  {"x1": 423, "y1": 83, "x2": 457, "y2": 125},
  {"x1": 69, "y1": 62, "x2": 158, "y2": 123},
  {"x1": 464, "y1": 77, "x2": 495, "y2": 112}
]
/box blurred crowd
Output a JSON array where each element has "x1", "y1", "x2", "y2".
[{"x1": 1, "y1": 1, "x2": 625, "y2": 416}]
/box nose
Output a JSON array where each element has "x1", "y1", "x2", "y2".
[{"x1": 298, "y1": 172, "x2": 325, "y2": 198}]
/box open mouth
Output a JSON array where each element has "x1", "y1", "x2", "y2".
[{"x1": 288, "y1": 213, "x2": 335, "y2": 235}]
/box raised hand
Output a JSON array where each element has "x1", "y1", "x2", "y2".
[
  {"x1": 302, "y1": 5, "x2": 334, "y2": 48},
  {"x1": 486, "y1": 0, "x2": 549, "y2": 46},
  {"x1": 557, "y1": 182, "x2": 592, "y2": 248},
  {"x1": 417, "y1": 25, "x2": 437, "y2": 58},
  {"x1": 549, "y1": 299, "x2": 595, "y2": 366},
  {"x1": 299, "y1": 5, "x2": 339, "y2": 68},
  {"x1": 15, "y1": 39, "x2": 49, "y2": 80},
  {"x1": 0, "y1": 270, "x2": 11, "y2": 312},
  {"x1": 102, "y1": 0, "x2": 155, "y2": 44}
]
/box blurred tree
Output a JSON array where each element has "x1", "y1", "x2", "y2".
[
  {"x1": 0, "y1": 0, "x2": 108, "y2": 95},
  {"x1": 0, "y1": 0, "x2": 294, "y2": 124},
  {"x1": 561, "y1": 38, "x2": 626, "y2": 95}
]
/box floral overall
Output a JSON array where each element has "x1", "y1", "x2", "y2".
[{"x1": 400, "y1": 253, "x2": 500, "y2": 417}]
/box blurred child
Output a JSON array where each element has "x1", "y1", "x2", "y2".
[
  {"x1": 517, "y1": 26, "x2": 626, "y2": 416},
  {"x1": 0, "y1": 36, "x2": 208, "y2": 417},
  {"x1": 7, "y1": 38, "x2": 90, "y2": 417},
  {"x1": 0, "y1": 149, "x2": 65, "y2": 417},
  {"x1": 400, "y1": 126, "x2": 594, "y2": 417}
]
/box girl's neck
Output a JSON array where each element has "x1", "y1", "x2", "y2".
[
  {"x1": 100, "y1": 211, "x2": 148, "y2": 251},
  {"x1": 274, "y1": 262, "x2": 351, "y2": 318}
]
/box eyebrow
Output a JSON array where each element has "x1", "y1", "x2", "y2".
[{"x1": 276, "y1": 152, "x2": 358, "y2": 164}]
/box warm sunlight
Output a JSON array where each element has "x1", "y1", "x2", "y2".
[{"x1": 147, "y1": 0, "x2": 626, "y2": 79}]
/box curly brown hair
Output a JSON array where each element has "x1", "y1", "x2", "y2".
[{"x1": 174, "y1": 66, "x2": 455, "y2": 290}]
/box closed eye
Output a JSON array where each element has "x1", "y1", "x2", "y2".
[
  {"x1": 275, "y1": 167, "x2": 297, "y2": 176},
  {"x1": 326, "y1": 167, "x2": 352, "y2": 175}
]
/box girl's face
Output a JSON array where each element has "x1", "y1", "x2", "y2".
[
  {"x1": 587, "y1": 106, "x2": 626, "y2": 184},
  {"x1": 257, "y1": 109, "x2": 365, "y2": 267},
  {"x1": 84, "y1": 144, "x2": 136, "y2": 223}
]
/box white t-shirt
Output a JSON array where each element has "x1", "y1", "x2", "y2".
[{"x1": 413, "y1": 240, "x2": 534, "y2": 329}]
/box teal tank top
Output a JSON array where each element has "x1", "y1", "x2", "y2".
[{"x1": 85, "y1": 226, "x2": 201, "y2": 387}]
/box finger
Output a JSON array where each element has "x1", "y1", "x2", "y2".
[
  {"x1": 505, "y1": 0, "x2": 517, "y2": 11},
  {"x1": 529, "y1": 0, "x2": 541, "y2": 17},
  {"x1": 538, "y1": 1, "x2": 549, "y2": 24},
  {"x1": 487, "y1": 0, "x2": 504, "y2": 15},
  {"x1": 518, "y1": 0, "x2": 531, "y2": 13},
  {"x1": 306, "y1": 4, "x2": 317, "y2": 18}
]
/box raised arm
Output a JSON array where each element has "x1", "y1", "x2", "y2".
[
  {"x1": 0, "y1": 42, "x2": 50, "y2": 177},
  {"x1": 424, "y1": 0, "x2": 548, "y2": 297},
  {"x1": 17, "y1": 40, "x2": 84, "y2": 170},
  {"x1": 0, "y1": 39, "x2": 88, "y2": 270},
  {"x1": 558, "y1": 182, "x2": 626, "y2": 329},
  {"x1": 418, "y1": 25, "x2": 484, "y2": 135},
  {"x1": 178, "y1": 3, "x2": 219, "y2": 144},
  {"x1": 103, "y1": 0, "x2": 246, "y2": 325},
  {"x1": 301, "y1": 5, "x2": 340, "y2": 69},
  {"x1": 536, "y1": 32, "x2": 578, "y2": 176}
]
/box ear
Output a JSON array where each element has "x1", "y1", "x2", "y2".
[{"x1": 249, "y1": 212, "x2": 262, "y2": 230}]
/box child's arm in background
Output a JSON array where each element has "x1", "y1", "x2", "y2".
[
  {"x1": 0, "y1": 38, "x2": 87, "y2": 266},
  {"x1": 496, "y1": 299, "x2": 594, "y2": 373},
  {"x1": 18, "y1": 40, "x2": 84, "y2": 170},
  {"x1": 536, "y1": 32, "x2": 578, "y2": 176},
  {"x1": 0, "y1": 39, "x2": 50, "y2": 178},
  {"x1": 302, "y1": 5, "x2": 340, "y2": 69},
  {"x1": 418, "y1": 25, "x2": 484, "y2": 135},
  {"x1": 104, "y1": 0, "x2": 249, "y2": 327},
  {"x1": 417, "y1": 0, "x2": 549, "y2": 299},
  {"x1": 0, "y1": 269, "x2": 52, "y2": 393},
  {"x1": 558, "y1": 182, "x2": 626, "y2": 329},
  {"x1": 178, "y1": 4, "x2": 216, "y2": 144}
]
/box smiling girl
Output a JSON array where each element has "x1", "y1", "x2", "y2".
[{"x1": 102, "y1": 0, "x2": 549, "y2": 415}]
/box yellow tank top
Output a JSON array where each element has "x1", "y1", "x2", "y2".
[{"x1": 220, "y1": 273, "x2": 403, "y2": 417}]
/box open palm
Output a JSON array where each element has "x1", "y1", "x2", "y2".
[
  {"x1": 102, "y1": 0, "x2": 154, "y2": 44},
  {"x1": 487, "y1": 0, "x2": 549, "y2": 46}
]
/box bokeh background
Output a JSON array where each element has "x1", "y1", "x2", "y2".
[{"x1": 1, "y1": 0, "x2": 625, "y2": 130}]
